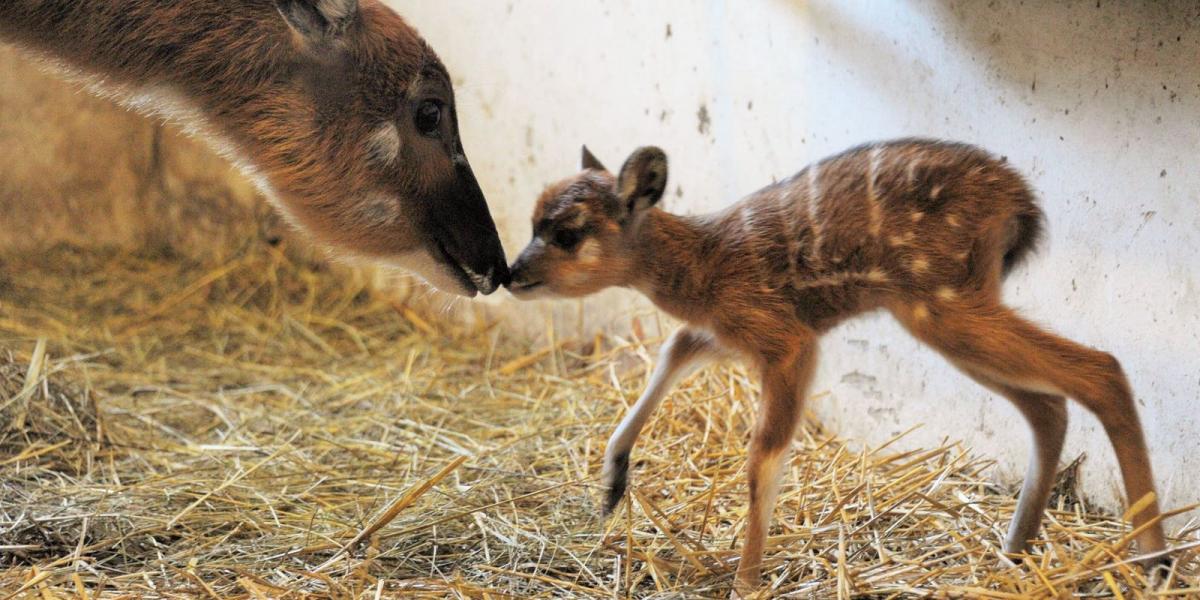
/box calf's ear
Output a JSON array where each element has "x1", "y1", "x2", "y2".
[
  {"x1": 581, "y1": 145, "x2": 607, "y2": 172},
  {"x1": 616, "y1": 146, "x2": 668, "y2": 217}
]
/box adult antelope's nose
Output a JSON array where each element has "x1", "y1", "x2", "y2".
[{"x1": 435, "y1": 156, "x2": 510, "y2": 295}]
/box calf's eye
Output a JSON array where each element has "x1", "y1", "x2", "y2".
[{"x1": 553, "y1": 229, "x2": 581, "y2": 250}]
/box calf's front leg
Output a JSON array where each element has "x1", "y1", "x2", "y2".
[{"x1": 602, "y1": 327, "x2": 721, "y2": 514}]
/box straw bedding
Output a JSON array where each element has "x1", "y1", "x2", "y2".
[{"x1": 0, "y1": 244, "x2": 1196, "y2": 599}]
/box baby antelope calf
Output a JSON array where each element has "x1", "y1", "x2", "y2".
[{"x1": 507, "y1": 140, "x2": 1167, "y2": 593}]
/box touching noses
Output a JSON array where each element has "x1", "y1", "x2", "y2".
[
  {"x1": 505, "y1": 245, "x2": 539, "y2": 289},
  {"x1": 507, "y1": 255, "x2": 528, "y2": 287}
]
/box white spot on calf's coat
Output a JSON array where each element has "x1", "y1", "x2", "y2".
[
  {"x1": 910, "y1": 256, "x2": 929, "y2": 273},
  {"x1": 935, "y1": 286, "x2": 958, "y2": 301},
  {"x1": 912, "y1": 303, "x2": 930, "y2": 320}
]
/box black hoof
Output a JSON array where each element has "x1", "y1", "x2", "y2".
[
  {"x1": 602, "y1": 451, "x2": 630, "y2": 516},
  {"x1": 1147, "y1": 554, "x2": 1174, "y2": 575}
]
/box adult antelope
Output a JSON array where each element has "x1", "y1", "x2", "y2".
[
  {"x1": 508, "y1": 141, "x2": 1169, "y2": 594},
  {"x1": 0, "y1": 0, "x2": 508, "y2": 296}
]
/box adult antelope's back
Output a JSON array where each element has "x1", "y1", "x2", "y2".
[
  {"x1": 0, "y1": 0, "x2": 509, "y2": 296},
  {"x1": 508, "y1": 140, "x2": 1169, "y2": 595}
]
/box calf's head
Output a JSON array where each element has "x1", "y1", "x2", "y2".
[
  {"x1": 248, "y1": 0, "x2": 508, "y2": 296},
  {"x1": 507, "y1": 146, "x2": 668, "y2": 299}
]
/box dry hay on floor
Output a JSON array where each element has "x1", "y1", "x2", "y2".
[{"x1": 0, "y1": 244, "x2": 1196, "y2": 599}]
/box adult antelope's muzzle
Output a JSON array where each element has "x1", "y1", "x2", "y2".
[{"x1": 431, "y1": 158, "x2": 510, "y2": 295}]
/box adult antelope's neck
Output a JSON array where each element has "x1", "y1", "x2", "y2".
[{"x1": 0, "y1": 1, "x2": 286, "y2": 117}]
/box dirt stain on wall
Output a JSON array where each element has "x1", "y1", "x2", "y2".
[{"x1": 696, "y1": 103, "x2": 711, "y2": 135}]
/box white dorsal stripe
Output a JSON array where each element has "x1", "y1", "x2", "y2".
[
  {"x1": 785, "y1": 186, "x2": 805, "y2": 281},
  {"x1": 806, "y1": 163, "x2": 824, "y2": 265},
  {"x1": 791, "y1": 269, "x2": 889, "y2": 291},
  {"x1": 866, "y1": 145, "x2": 883, "y2": 237}
]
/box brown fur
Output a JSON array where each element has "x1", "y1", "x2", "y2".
[
  {"x1": 510, "y1": 139, "x2": 1167, "y2": 594},
  {"x1": 0, "y1": 0, "x2": 508, "y2": 295}
]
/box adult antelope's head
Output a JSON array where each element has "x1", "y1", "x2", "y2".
[{"x1": 231, "y1": 0, "x2": 509, "y2": 296}]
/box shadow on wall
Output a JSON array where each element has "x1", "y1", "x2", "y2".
[
  {"x1": 799, "y1": 1, "x2": 1198, "y2": 151},
  {"x1": 0, "y1": 46, "x2": 281, "y2": 257},
  {"x1": 933, "y1": 0, "x2": 1198, "y2": 100}
]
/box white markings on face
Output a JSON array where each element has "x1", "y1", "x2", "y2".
[
  {"x1": 577, "y1": 238, "x2": 602, "y2": 266},
  {"x1": 366, "y1": 122, "x2": 401, "y2": 166},
  {"x1": 458, "y1": 262, "x2": 496, "y2": 294},
  {"x1": 355, "y1": 194, "x2": 401, "y2": 227}
]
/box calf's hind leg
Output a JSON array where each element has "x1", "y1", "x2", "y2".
[
  {"x1": 958, "y1": 366, "x2": 1068, "y2": 553},
  {"x1": 892, "y1": 300, "x2": 1167, "y2": 558}
]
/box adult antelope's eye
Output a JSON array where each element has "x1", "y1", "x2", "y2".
[
  {"x1": 414, "y1": 100, "x2": 442, "y2": 137},
  {"x1": 553, "y1": 229, "x2": 581, "y2": 250}
]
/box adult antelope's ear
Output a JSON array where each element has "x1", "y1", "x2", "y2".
[
  {"x1": 275, "y1": 0, "x2": 359, "y2": 41},
  {"x1": 581, "y1": 145, "x2": 607, "y2": 172},
  {"x1": 616, "y1": 146, "x2": 668, "y2": 217}
]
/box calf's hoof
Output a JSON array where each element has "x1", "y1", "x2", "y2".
[{"x1": 600, "y1": 450, "x2": 630, "y2": 516}]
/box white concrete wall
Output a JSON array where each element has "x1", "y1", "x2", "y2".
[{"x1": 394, "y1": 1, "x2": 1200, "y2": 520}]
